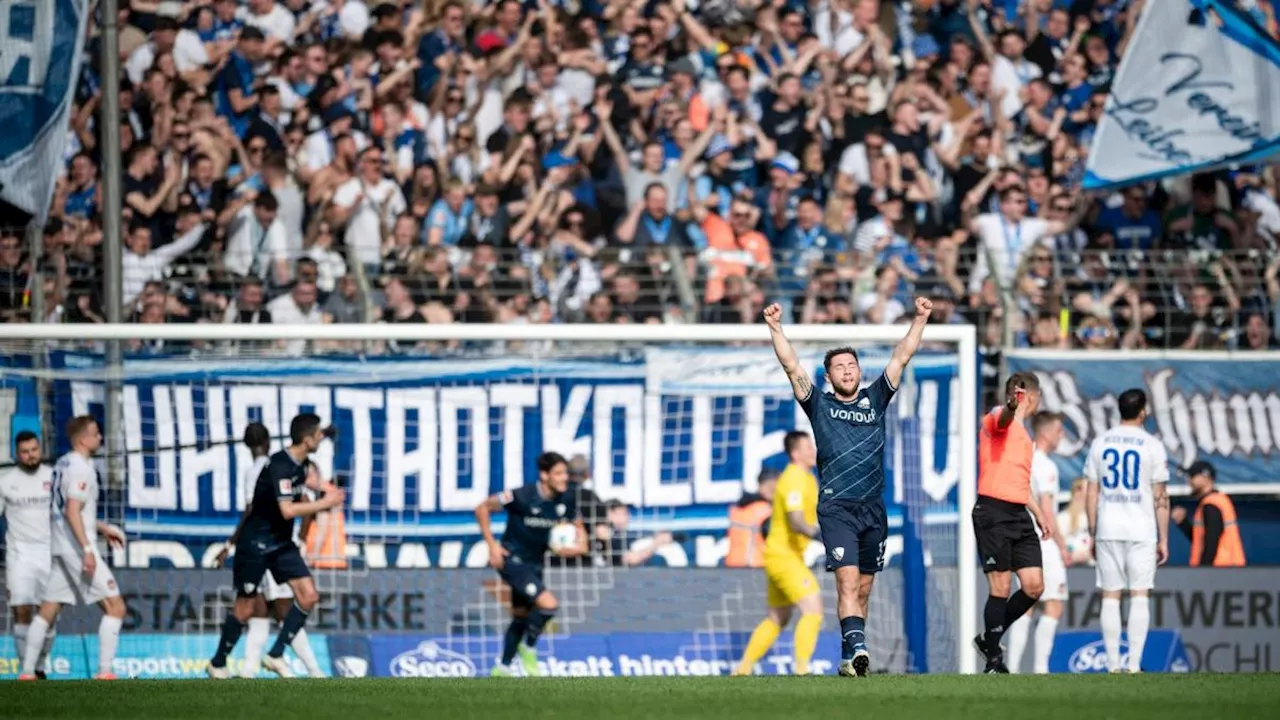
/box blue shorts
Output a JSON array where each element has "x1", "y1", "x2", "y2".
[
  {"x1": 818, "y1": 499, "x2": 888, "y2": 574},
  {"x1": 233, "y1": 543, "x2": 311, "y2": 598},
  {"x1": 499, "y1": 562, "x2": 545, "y2": 608}
]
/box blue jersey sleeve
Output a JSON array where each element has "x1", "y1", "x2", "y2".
[
  {"x1": 868, "y1": 373, "x2": 897, "y2": 414},
  {"x1": 268, "y1": 457, "x2": 297, "y2": 502},
  {"x1": 797, "y1": 383, "x2": 818, "y2": 418}
]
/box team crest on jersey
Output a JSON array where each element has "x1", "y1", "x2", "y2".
[
  {"x1": 531, "y1": 506, "x2": 541, "y2": 515},
  {"x1": 107, "y1": 579, "x2": 116, "y2": 590},
  {"x1": 555, "y1": 504, "x2": 566, "y2": 517},
  {"x1": 831, "y1": 547, "x2": 844, "y2": 561}
]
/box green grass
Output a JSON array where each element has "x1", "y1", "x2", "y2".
[{"x1": 3, "y1": 675, "x2": 1277, "y2": 720}]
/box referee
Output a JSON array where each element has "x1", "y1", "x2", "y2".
[{"x1": 972, "y1": 373, "x2": 1055, "y2": 674}]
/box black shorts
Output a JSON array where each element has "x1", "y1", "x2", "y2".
[
  {"x1": 233, "y1": 543, "x2": 311, "y2": 598},
  {"x1": 818, "y1": 499, "x2": 888, "y2": 574},
  {"x1": 499, "y1": 562, "x2": 546, "y2": 609},
  {"x1": 972, "y1": 496, "x2": 1042, "y2": 573}
]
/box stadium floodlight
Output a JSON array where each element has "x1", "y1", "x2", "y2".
[{"x1": 0, "y1": 322, "x2": 978, "y2": 675}]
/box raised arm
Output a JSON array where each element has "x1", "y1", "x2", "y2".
[
  {"x1": 762, "y1": 303, "x2": 813, "y2": 402},
  {"x1": 884, "y1": 298, "x2": 933, "y2": 388}
]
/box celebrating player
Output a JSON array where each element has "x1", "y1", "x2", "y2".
[
  {"x1": 207, "y1": 413, "x2": 344, "y2": 679},
  {"x1": 20, "y1": 417, "x2": 128, "y2": 681},
  {"x1": 1005, "y1": 412, "x2": 1071, "y2": 674},
  {"x1": 2, "y1": 431, "x2": 56, "y2": 678},
  {"x1": 213, "y1": 422, "x2": 325, "y2": 678},
  {"x1": 733, "y1": 431, "x2": 823, "y2": 676},
  {"x1": 1085, "y1": 388, "x2": 1170, "y2": 674},
  {"x1": 972, "y1": 374, "x2": 1054, "y2": 674},
  {"x1": 475, "y1": 451, "x2": 588, "y2": 677},
  {"x1": 764, "y1": 297, "x2": 931, "y2": 677}
]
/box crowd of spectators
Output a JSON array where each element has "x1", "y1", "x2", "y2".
[{"x1": 1, "y1": 0, "x2": 1278, "y2": 356}]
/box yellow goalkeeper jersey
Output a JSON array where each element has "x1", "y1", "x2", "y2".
[{"x1": 765, "y1": 463, "x2": 818, "y2": 559}]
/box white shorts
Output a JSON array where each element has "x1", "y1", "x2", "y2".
[
  {"x1": 1095, "y1": 539, "x2": 1157, "y2": 592},
  {"x1": 1040, "y1": 538, "x2": 1068, "y2": 601},
  {"x1": 5, "y1": 549, "x2": 51, "y2": 606},
  {"x1": 263, "y1": 570, "x2": 294, "y2": 601},
  {"x1": 44, "y1": 552, "x2": 120, "y2": 606}
]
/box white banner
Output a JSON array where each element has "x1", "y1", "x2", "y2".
[
  {"x1": 1083, "y1": 0, "x2": 1280, "y2": 190},
  {"x1": 0, "y1": 0, "x2": 90, "y2": 222}
]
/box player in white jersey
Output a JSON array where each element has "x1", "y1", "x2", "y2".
[
  {"x1": 1084, "y1": 389, "x2": 1170, "y2": 674},
  {"x1": 19, "y1": 416, "x2": 128, "y2": 681},
  {"x1": 212, "y1": 423, "x2": 324, "y2": 678},
  {"x1": 1, "y1": 431, "x2": 56, "y2": 677},
  {"x1": 1005, "y1": 413, "x2": 1072, "y2": 674}
]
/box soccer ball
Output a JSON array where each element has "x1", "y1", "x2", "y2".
[{"x1": 548, "y1": 523, "x2": 579, "y2": 553}]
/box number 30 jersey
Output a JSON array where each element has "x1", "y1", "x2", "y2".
[{"x1": 1083, "y1": 425, "x2": 1169, "y2": 543}]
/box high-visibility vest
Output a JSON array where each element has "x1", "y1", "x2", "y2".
[
  {"x1": 1190, "y1": 492, "x2": 1246, "y2": 567},
  {"x1": 305, "y1": 507, "x2": 348, "y2": 569},
  {"x1": 725, "y1": 500, "x2": 772, "y2": 568}
]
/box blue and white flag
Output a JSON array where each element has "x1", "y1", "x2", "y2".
[
  {"x1": 0, "y1": 0, "x2": 90, "y2": 223},
  {"x1": 1084, "y1": 0, "x2": 1280, "y2": 190}
]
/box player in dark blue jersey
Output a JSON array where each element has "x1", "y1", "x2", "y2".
[
  {"x1": 206, "y1": 413, "x2": 343, "y2": 679},
  {"x1": 475, "y1": 452, "x2": 587, "y2": 677},
  {"x1": 764, "y1": 297, "x2": 932, "y2": 677}
]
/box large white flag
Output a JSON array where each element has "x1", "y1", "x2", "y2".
[
  {"x1": 0, "y1": 0, "x2": 91, "y2": 223},
  {"x1": 1084, "y1": 0, "x2": 1280, "y2": 190}
]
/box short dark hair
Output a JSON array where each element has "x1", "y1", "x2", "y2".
[
  {"x1": 14, "y1": 430, "x2": 38, "y2": 446},
  {"x1": 537, "y1": 451, "x2": 568, "y2": 475},
  {"x1": 823, "y1": 346, "x2": 859, "y2": 373},
  {"x1": 1118, "y1": 388, "x2": 1147, "y2": 421},
  {"x1": 243, "y1": 422, "x2": 271, "y2": 453},
  {"x1": 290, "y1": 413, "x2": 322, "y2": 444},
  {"x1": 783, "y1": 430, "x2": 810, "y2": 457},
  {"x1": 999, "y1": 185, "x2": 1026, "y2": 202},
  {"x1": 1005, "y1": 372, "x2": 1040, "y2": 398},
  {"x1": 1031, "y1": 411, "x2": 1062, "y2": 435},
  {"x1": 254, "y1": 191, "x2": 278, "y2": 212},
  {"x1": 66, "y1": 415, "x2": 98, "y2": 442}
]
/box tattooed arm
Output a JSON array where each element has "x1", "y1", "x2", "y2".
[
  {"x1": 762, "y1": 303, "x2": 813, "y2": 403},
  {"x1": 1154, "y1": 481, "x2": 1170, "y2": 566}
]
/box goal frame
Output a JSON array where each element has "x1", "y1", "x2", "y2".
[{"x1": 1, "y1": 322, "x2": 979, "y2": 674}]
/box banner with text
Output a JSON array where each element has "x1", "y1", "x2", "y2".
[
  {"x1": 44, "y1": 349, "x2": 960, "y2": 565},
  {"x1": 1084, "y1": 0, "x2": 1280, "y2": 190},
  {"x1": 1005, "y1": 351, "x2": 1280, "y2": 488}
]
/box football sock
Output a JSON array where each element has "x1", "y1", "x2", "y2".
[
  {"x1": 1005, "y1": 615, "x2": 1031, "y2": 673},
  {"x1": 22, "y1": 617, "x2": 49, "y2": 675},
  {"x1": 37, "y1": 628, "x2": 56, "y2": 674},
  {"x1": 983, "y1": 596, "x2": 1008, "y2": 649},
  {"x1": 501, "y1": 617, "x2": 529, "y2": 664},
  {"x1": 268, "y1": 603, "x2": 310, "y2": 659},
  {"x1": 1033, "y1": 615, "x2": 1058, "y2": 674},
  {"x1": 241, "y1": 618, "x2": 271, "y2": 677},
  {"x1": 1127, "y1": 596, "x2": 1150, "y2": 672},
  {"x1": 840, "y1": 615, "x2": 866, "y2": 657},
  {"x1": 211, "y1": 613, "x2": 244, "y2": 668},
  {"x1": 1003, "y1": 590, "x2": 1037, "y2": 627},
  {"x1": 793, "y1": 614, "x2": 822, "y2": 675},
  {"x1": 524, "y1": 608, "x2": 555, "y2": 648},
  {"x1": 291, "y1": 629, "x2": 323, "y2": 676},
  {"x1": 1100, "y1": 597, "x2": 1123, "y2": 671},
  {"x1": 98, "y1": 616, "x2": 123, "y2": 676},
  {"x1": 735, "y1": 618, "x2": 781, "y2": 674},
  {"x1": 14, "y1": 624, "x2": 28, "y2": 668}
]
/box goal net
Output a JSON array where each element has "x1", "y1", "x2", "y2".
[{"x1": 0, "y1": 324, "x2": 976, "y2": 678}]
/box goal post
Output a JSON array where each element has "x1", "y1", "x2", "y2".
[{"x1": 0, "y1": 322, "x2": 978, "y2": 676}]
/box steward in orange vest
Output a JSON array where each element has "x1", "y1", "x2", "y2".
[
  {"x1": 725, "y1": 472, "x2": 778, "y2": 568},
  {"x1": 1174, "y1": 461, "x2": 1245, "y2": 567}
]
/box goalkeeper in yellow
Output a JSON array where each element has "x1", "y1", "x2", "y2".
[{"x1": 733, "y1": 430, "x2": 823, "y2": 675}]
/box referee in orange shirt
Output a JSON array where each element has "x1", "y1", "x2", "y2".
[{"x1": 972, "y1": 373, "x2": 1055, "y2": 673}]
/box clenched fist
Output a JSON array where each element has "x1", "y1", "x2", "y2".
[
  {"x1": 763, "y1": 303, "x2": 784, "y2": 330},
  {"x1": 915, "y1": 297, "x2": 934, "y2": 317}
]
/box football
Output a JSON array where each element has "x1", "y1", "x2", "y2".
[{"x1": 549, "y1": 523, "x2": 579, "y2": 553}]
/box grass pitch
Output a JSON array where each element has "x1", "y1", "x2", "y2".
[{"x1": 3, "y1": 674, "x2": 1276, "y2": 720}]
